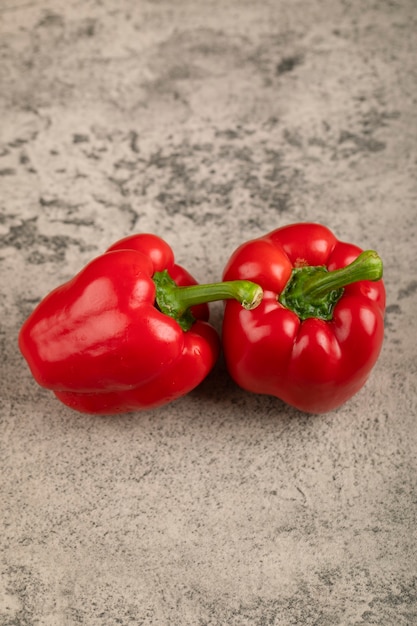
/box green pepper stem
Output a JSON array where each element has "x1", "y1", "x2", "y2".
[
  {"x1": 154, "y1": 270, "x2": 263, "y2": 330},
  {"x1": 279, "y1": 250, "x2": 383, "y2": 321},
  {"x1": 303, "y1": 250, "x2": 383, "y2": 299},
  {"x1": 166, "y1": 279, "x2": 263, "y2": 312}
]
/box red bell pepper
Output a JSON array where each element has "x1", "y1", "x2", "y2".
[
  {"x1": 222, "y1": 223, "x2": 385, "y2": 413},
  {"x1": 19, "y1": 233, "x2": 262, "y2": 414}
]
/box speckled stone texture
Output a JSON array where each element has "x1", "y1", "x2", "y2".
[{"x1": 1, "y1": 0, "x2": 416, "y2": 624}]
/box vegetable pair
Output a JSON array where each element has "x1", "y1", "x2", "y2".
[{"x1": 19, "y1": 223, "x2": 385, "y2": 415}]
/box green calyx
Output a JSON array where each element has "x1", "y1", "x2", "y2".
[
  {"x1": 278, "y1": 250, "x2": 383, "y2": 321},
  {"x1": 154, "y1": 270, "x2": 263, "y2": 331}
]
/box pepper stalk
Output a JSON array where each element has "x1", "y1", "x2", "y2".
[
  {"x1": 279, "y1": 250, "x2": 383, "y2": 321},
  {"x1": 154, "y1": 270, "x2": 264, "y2": 331}
]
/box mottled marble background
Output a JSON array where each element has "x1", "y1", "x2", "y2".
[{"x1": 1, "y1": 1, "x2": 416, "y2": 624}]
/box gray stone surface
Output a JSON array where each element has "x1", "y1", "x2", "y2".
[{"x1": 1, "y1": 0, "x2": 416, "y2": 624}]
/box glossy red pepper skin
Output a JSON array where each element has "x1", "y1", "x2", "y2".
[
  {"x1": 19, "y1": 234, "x2": 219, "y2": 414},
  {"x1": 222, "y1": 223, "x2": 386, "y2": 414}
]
